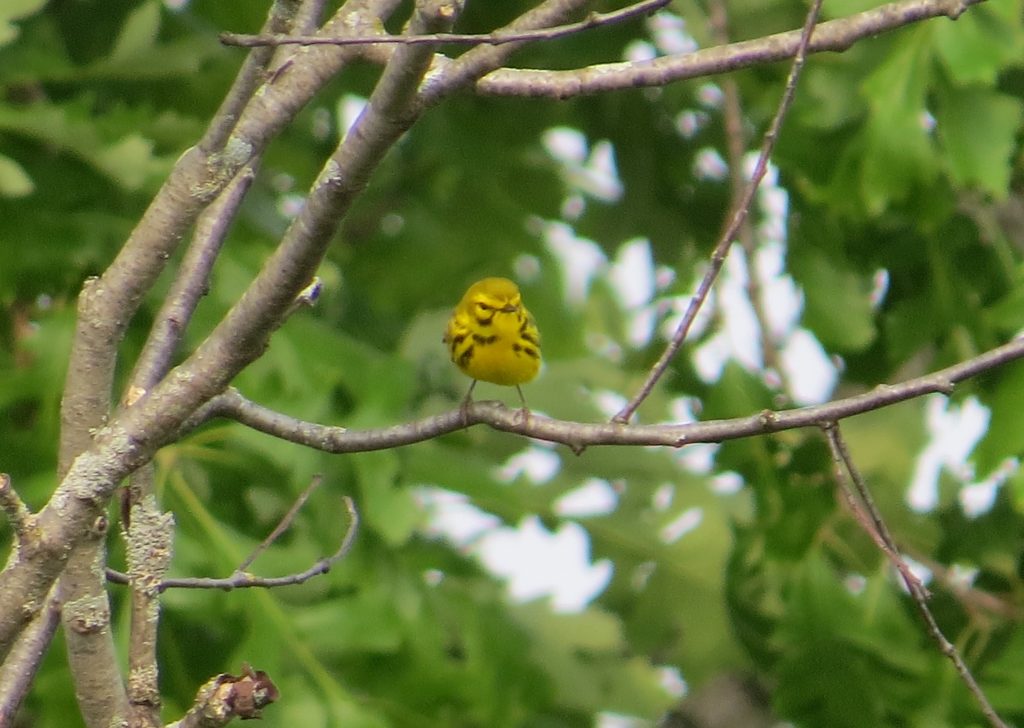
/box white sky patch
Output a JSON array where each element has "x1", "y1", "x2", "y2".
[
  {"x1": 711, "y1": 471, "x2": 744, "y2": 494},
  {"x1": 696, "y1": 83, "x2": 723, "y2": 109},
  {"x1": 870, "y1": 268, "x2": 890, "y2": 309},
  {"x1": 542, "y1": 127, "x2": 623, "y2": 203},
  {"x1": 946, "y1": 563, "x2": 979, "y2": 590},
  {"x1": 899, "y1": 555, "x2": 933, "y2": 590},
  {"x1": 623, "y1": 40, "x2": 657, "y2": 63},
  {"x1": 694, "y1": 147, "x2": 728, "y2": 181},
  {"x1": 646, "y1": 11, "x2": 697, "y2": 55},
  {"x1": 844, "y1": 572, "x2": 867, "y2": 595},
  {"x1": 609, "y1": 238, "x2": 655, "y2": 309},
  {"x1": 660, "y1": 507, "x2": 703, "y2": 543},
  {"x1": 476, "y1": 517, "x2": 613, "y2": 612},
  {"x1": 542, "y1": 221, "x2": 606, "y2": 306},
  {"x1": 606, "y1": 237, "x2": 660, "y2": 347},
  {"x1": 498, "y1": 444, "x2": 561, "y2": 484},
  {"x1": 655, "y1": 265, "x2": 676, "y2": 290},
  {"x1": 597, "y1": 714, "x2": 649, "y2": 728},
  {"x1": 593, "y1": 390, "x2": 629, "y2": 420},
  {"x1": 659, "y1": 666, "x2": 688, "y2": 698},
  {"x1": 755, "y1": 241, "x2": 802, "y2": 340},
  {"x1": 780, "y1": 329, "x2": 836, "y2": 405},
  {"x1": 583, "y1": 141, "x2": 624, "y2": 202},
  {"x1": 676, "y1": 110, "x2": 709, "y2": 139},
  {"x1": 693, "y1": 330, "x2": 731, "y2": 383},
  {"x1": 676, "y1": 442, "x2": 718, "y2": 474},
  {"x1": 961, "y1": 457, "x2": 1018, "y2": 517},
  {"x1": 692, "y1": 248, "x2": 762, "y2": 381},
  {"x1": 555, "y1": 478, "x2": 619, "y2": 517},
  {"x1": 277, "y1": 193, "x2": 305, "y2": 219},
  {"x1": 907, "y1": 395, "x2": 991, "y2": 512},
  {"x1": 419, "y1": 489, "x2": 500, "y2": 546},
  {"x1": 337, "y1": 94, "x2": 368, "y2": 139},
  {"x1": 542, "y1": 127, "x2": 587, "y2": 165},
  {"x1": 652, "y1": 483, "x2": 674, "y2": 511},
  {"x1": 718, "y1": 251, "x2": 763, "y2": 370}
]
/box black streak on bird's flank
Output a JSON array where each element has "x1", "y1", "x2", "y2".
[
  {"x1": 458, "y1": 346, "x2": 475, "y2": 367},
  {"x1": 472, "y1": 334, "x2": 498, "y2": 345}
]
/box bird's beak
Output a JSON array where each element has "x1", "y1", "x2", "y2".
[{"x1": 500, "y1": 303, "x2": 518, "y2": 313}]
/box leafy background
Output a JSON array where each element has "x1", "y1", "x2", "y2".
[{"x1": 2, "y1": 0, "x2": 1024, "y2": 726}]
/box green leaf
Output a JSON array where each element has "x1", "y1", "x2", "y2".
[
  {"x1": 354, "y1": 450, "x2": 423, "y2": 546},
  {"x1": 937, "y1": 86, "x2": 1023, "y2": 199},
  {"x1": 791, "y1": 247, "x2": 876, "y2": 352},
  {"x1": 513, "y1": 602, "x2": 673, "y2": 718},
  {"x1": 0, "y1": 152, "x2": 32, "y2": 196},
  {"x1": 972, "y1": 361, "x2": 1024, "y2": 476},
  {"x1": 933, "y1": 0, "x2": 1023, "y2": 85},
  {"x1": 0, "y1": 0, "x2": 46, "y2": 47},
  {"x1": 108, "y1": 0, "x2": 160, "y2": 62},
  {"x1": 858, "y1": 27, "x2": 937, "y2": 214}
]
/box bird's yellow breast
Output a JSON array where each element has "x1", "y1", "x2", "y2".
[{"x1": 444, "y1": 278, "x2": 541, "y2": 387}]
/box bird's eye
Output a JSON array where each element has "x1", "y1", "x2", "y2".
[{"x1": 476, "y1": 302, "x2": 491, "y2": 312}]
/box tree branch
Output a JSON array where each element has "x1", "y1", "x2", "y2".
[
  {"x1": 475, "y1": 0, "x2": 986, "y2": 98},
  {"x1": 221, "y1": 0, "x2": 668, "y2": 48},
  {"x1": 194, "y1": 336, "x2": 1024, "y2": 455},
  {"x1": 0, "y1": 0, "x2": 409, "y2": 661},
  {"x1": 105, "y1": 496, "x2": 359, "y2": 592},
  {"x1": 125, "y1": 490, "x2": 175, "y2": 728},
  {"x1": 419, "y1": 0, "x2": 595, "y2": 105},
  {"x1": 0, "y1": 588, "x2": 60, "y2": 726}
]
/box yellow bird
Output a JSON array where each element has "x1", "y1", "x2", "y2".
[{"x1": 444, "y1": 277, "x2": 541, "y2": 410}]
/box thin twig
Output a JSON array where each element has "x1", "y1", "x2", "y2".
[
  {"x1": 613, "y1": 0, "x2": 824, "y2": 423},
  {"x1": 707, "y1": 0, "x2": 788, "y2": 394},
  {"x1": 824, "y1": 423, "x2": 929, "y2": 598},
  {"x1": 237, "y1": 475, "x2": 324, "y2": 573},
  {"x1": 105, "y1": 496, "x2": 359, "y2": 591},
  {"x1": 823, "y1": 423, "x2": 1008, "y2": 728},
  {"x1": 221, "y1": 0, "x2": 669, "y2": 48}
]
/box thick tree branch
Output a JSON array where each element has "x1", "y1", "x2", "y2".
[
  {"x1": 0, "y1": 0, "x2": 410, "y2": 664},
  {"x1": 125, "y1": 490, "x2": 175, "y2": 728},
  {"x1": 475, "y1": 0, "x2": 986, "y2": 98},
  {"x1": 0, "y1": 0, "x2": 458, "y2": 662},
  {"x1": 56, "y1": 515, "x2": 128, "y2": 728}
]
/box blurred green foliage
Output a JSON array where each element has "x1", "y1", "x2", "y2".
[{"x1": 2, "y1": 0, "x2": 1024, "y2": 727}]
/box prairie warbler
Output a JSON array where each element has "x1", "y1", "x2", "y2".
[{"x1": 444, "y1": 277, "x2": 541, "y2": 410}]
